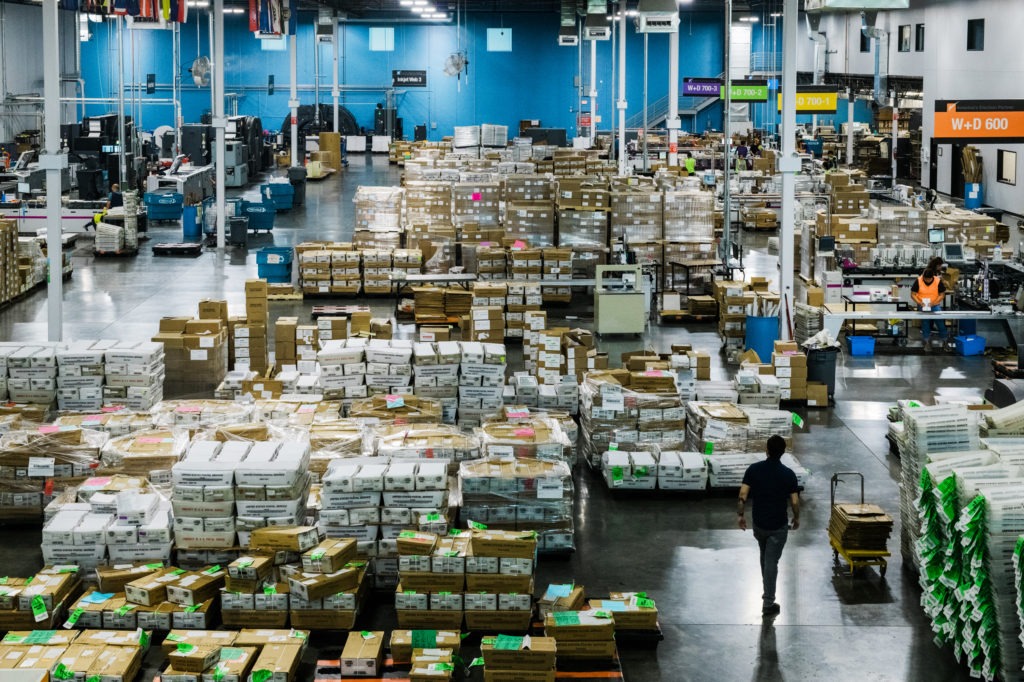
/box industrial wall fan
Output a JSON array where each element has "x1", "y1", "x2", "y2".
[
  {"x1": 443, "y1": 52, "x2": 469, "y2": 92},
  {"x1": 190, "y1": 56, "x2": 212, "y2": 87}
]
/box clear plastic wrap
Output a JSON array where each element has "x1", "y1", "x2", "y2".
[
  {"x1": 354, "y1": 186, "x2": 404, "y2": 232},
  {"x1": 151, "y1": 400, "x2": 255, "y2": 428},
  {"x1": 476, "y1": 417, "x2": 571, "y2": 463},
  {"x1": 251, "y1": 398, "x2": 344, "y2": 426},
  {"x1": 54, "y1": 410, "x2": 155, "y2": 436},
  {"x1": 348, "y1": 395, "x2": 442, "y2": 424},
  {"x1": 307, "y1": 420, "x2": 371, "y2": 480},
  {"x1": 99, "y1": 427, "x2": 190, "y2": 475},
  {"x1": 373, "y1": 424, "x2": 481, "y2": 473}
]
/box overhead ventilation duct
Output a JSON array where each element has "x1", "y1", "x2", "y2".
[
  {"x1": 559, "y1": 0, "x2": 579, "y2": 45},
  {"x1": 583, "y1": 0, "x2": 610, "y2": 41},
  {"x1": 635, "y1": 0, "x2": 679, "y2": 34},
  {"x1": 861, "y1": 11, "x2": 889, "y2": 105},
  {"x1": 805, "y1": 0, "x2": 908, "y2": 10},
  {"x1": 805, "y1": 14, "x2": 828, "y2": 84}
]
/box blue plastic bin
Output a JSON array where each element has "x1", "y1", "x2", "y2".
[
  {"x1": 954, "y1": 334, "x2": 986, "y2": 356},
  {"x1": 964, "y1": 183, "x2": 983, "y2": 210},
  {"x1": 182, "y1": 206, "x2": 200, "y2": 242},
  {"x1": 261, "y1": 182, "x2": 295, "y2": 211},
  {"x1": 257, "y1": 247, "x2": 293, "y2": 283},
  {"x1": 242, "y1": 201, "x2": 276, "y2": 232},
  {"x1": 846, "y1": 336, "x2": 876, "y2": 356},
  {"x1": 745, "y1": 315, "x2": 780, "y2": 365},
  {"x1": 144, "y1": 191, "x2": 184, "y2": 221}
]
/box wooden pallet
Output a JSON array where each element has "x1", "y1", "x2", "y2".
[
  {"x1": 315, "y1": 654, "x2": 626, "y2": 682},
  {"x1": 311, "y1": 305, "x2": 372, "y2": 319},
  {"x1": 306, "y1": 169, "x2": 338, "y2": 181},
  {"x1": 268, "y1": 292, "x2": 303, "y2": 301},
  {"x1": 152, "y1": 242, "x2": 203, "y2": 257},
  {"x1": 93, "y1": 248, "x2": 139, "y2": 257}
]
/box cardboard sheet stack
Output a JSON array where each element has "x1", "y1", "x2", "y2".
[
  {"x1": 95, "y1": 222, "x2": 125, "y2": 253},
  {"x1": 319, "y1": 457, "x2": 452, "y2": 590},
  {"x1": 460, "y1": 457, "x2": 574, "y2": 552},
  {"x1": 827, "y1": 503, "x2": 893, "y2": 552},
  {"x1": 453, "y1": 126, "x2": 481, "y2": 148},
  {"x1": 0, "y1": 425, "x2": 107, "y2": 523},
  {"x1": 481, "y1": 633, "x2": 557, "y2": 682},
  {"x1": 579, "y1": 369, "x2": 686, "y2": 467}
]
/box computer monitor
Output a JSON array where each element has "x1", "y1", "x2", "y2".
[
  {"x1": 928, "y1": 228, "x2": 945, "y2": 244},
  {"x1": 943, "y1": 242, "x2": 965, "y2": 263},
  {"x1": 817, "y1": 235, "x2": 836, "y2": 254}
]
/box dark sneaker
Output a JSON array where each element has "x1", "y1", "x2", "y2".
[{"x1": 762, "y1": 603, "x2": 781, "y2": 616}]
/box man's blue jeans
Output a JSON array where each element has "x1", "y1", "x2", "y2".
[{"x1": 920, "y1": 304, "x2": 946, "y2": 341}]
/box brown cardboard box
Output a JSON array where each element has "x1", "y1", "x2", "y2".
[
  {"x1": 166, "y1": 566, "x2": 226, "y2": 606},
  {"x1": 160, "y1": 317, "x2": 192, "y2": 333},
  {"x1": 245, "y1": 279, "x2": 269, "y2": 296},
  {"x1": 248, "y1": 643, "x2": 302, "y2": 682},
  {"x1": 398, "y1": 573, "x2": 465, "y2": 593},
  {"x1": 160, "y1": 631, "x2": 238, "y2": 656},
  {"x1": 341, "y1": 630, "x2": 385, "y2": 677},
  {"x1": 469, "y1": 529, "x2": 538, "y2": 559},
  {"x1": 301, "y1": 539, "x2": 357, "y2": 574},
  {"x1": 198, "y1": 299, "x2": 229, "y2": 322},
  {"x1": 395, "y1": 610, "x2": 464, "y2": 630},
  {"x1": 287, "y1": 566, "x2": 360, "y2": 601},
  {"x1": 88, "y1": 645, "x2": 142, "y2": 682},
  {"x1": 167, "y1": 644, "x2": 220, "y2": 673},
  {"x1": 97, "y1": 564, "x2": 164, "y2": 594},
  {"x1": 249, "y1": 527, "x2": 320, "y2": 553},
  {"x1": 222, "y1": 609, "x2": 289, "y2": 629},
  {"x1": 397, "y1": 531, "x2": 439, "y2": 555},
  {"x1": 807, "y1": 382, "x2": 829, "y2": 407},
  {"x1": 288, "y1": 609, "x2": 357, "y2": 630},
  {"x1": 552, "y1": 639, "x2": 617, "y2": 659},
  {"x1": 233, "y1": 629, "x2": 310, "y2": 649},
  {"x1": 125, "y1": 567, "x2": 183, "y2": 607},
  {"x1": 481, "y1": 635, "x2": 556, "y2": 669},
  {"x1": 201, "y1": 646, "x2": 258, "y2": 682},
  {"x1": 542, "y1": 611, "x2": 616, "y2": 640},
  {"x1": 805, "y1": 287, "x2": 824, "y2": 307},
  {"x1": 484, "y1": 670, "x2": 555, "y2": 682},
  {"x1": 390, "y1": 630, "x2": 461, "y2": 665}
]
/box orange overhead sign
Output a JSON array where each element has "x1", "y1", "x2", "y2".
[{"x1": 934, "y1": 100, "x2": 1024, "y2": 142}]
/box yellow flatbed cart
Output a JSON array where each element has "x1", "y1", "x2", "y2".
[{"x1": 828, "y1": 472, "x2": 892, "y2": 577}]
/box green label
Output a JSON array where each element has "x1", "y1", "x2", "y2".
[
  {"x1": 185, "y1": 603, "x2": 202, "y2": 613},
  {"x1": 553, "y1": 611, "x2": 580, "y2": 626},
  {"x1": 53, "y1": 663, "x2": 73, "y2": 680},
  {"x1": 138, "y1": 628, "x2": 150, "y2": 648},
  {"x1": 145, "y1": 563, "x2": 164, "y2": 570},
  {"x1": 2, "y1": 635, "x2": 23, "y2": 643},
  {"x1": 636, "y1": 597, "x2": 656, "y2": 609},
  {"x1": 494, "y1": 634, "x2": 523, "y2": 650},
  {"x1": 289, "y1": 629, "x2": 307, "y2": 640},
  {"x1": 203, "y1": 565, "x2": 222, "y2": 575},
  {"x1": 704, "y1": 441, "x2": 714, "y2": 455},
  {"x1": 25, "y1": 630, "x2": 54, "y2": 644},
  {"x1": 166, "y1": 633, "x2": 184, "y2": 642},
  {"x1": 172, "y1": 569, "x2": 186, "y2": 576},
  {"x1": 236, "y1": 558, "x2": 254, "y2": 568},
  {"x1": 87, "y1": 676, "x2": 100, "y2": 682},
  {"x1": 361, "y1": 631, "x2": 375, "y2": 639},
  {"x1": 31, "y1": 595, "x2": 47, "y2": 622},
  {"x1": 469, "y1": 657, "x2": 485, "y2": 667},
  {"x1": 64, "y1": 608, "x2": 84, "y2": 629},
  {"x1": 411, "y1": 629, "x2": 437, "y2": 649},
  {"x1": 115, "y1": 604, "x2": 136, "y2": 616},
  {"x1": 220, "y1": 647, "x2": 246, "y2": 661},
  {"x1": 426, "y1": 513, "x2": 441, "y2": 521},
  {"x1": 398, "y1": 531, "x2": 417, "y2": 538},
  {"x1": 177, "y1": 642, "x2": 196, "y2": 654},
  {"x1": 430, "y1": 663, "x2": 454, "y2": 672},
  {"x1": 593, "y1": 610, "x2": 612, "y2": 619},
  {"x1": 309, "y1": 550, "x2": 325, "y2": 561},
  {"x1": 611, "y1": 466, "x2": 624, "y2": 483},
  {"x1": 252, "y1": 670, "x2": 273, "y2": 682},
  {"x1": 792, "y1": 413, "x2": 804, "y2": 428},
  {"x1": 213, "y1": 663, "x2": 227, "y2": 682},
  {"x1": 468, "y1": 520, "x2": 487, "y2": 530},
  {"x1": 263, "y1": 585, "x2": 277, "y2": 595}
]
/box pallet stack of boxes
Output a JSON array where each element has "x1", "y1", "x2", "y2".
[
  {"x1": 394, "y1": 529, "x2": 466, "y2": 632},
  {"x1": 453, "y1": 181, "x2": 501, "y2": 228},
  {"x1": 540, "y1": 248, "x2": 573, "y2": 305},
  {"x1": 506, "y1": 203, "x2": 555, "y2": 247},
  {"x1": 713, "y1": 280, "x2": 754, "y2": 361},
  {"x1": 353, "y1": 186, "x2": 404, "y2": 250},
  {"x1": 0, "y1": 219, "x2": 18, "y2": 305}
]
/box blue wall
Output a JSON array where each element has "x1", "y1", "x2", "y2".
[{"x1": 81, "y1": 11, "x2": 730, "y2": 139}]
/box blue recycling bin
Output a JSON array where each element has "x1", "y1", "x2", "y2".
[
  {"x1": 964, "y1": 183, "x2": 983, "y2": 209},
  {"x1": 745, "y1": 315, "x2": 780, "y2": 364},
  {"x1": 182, "y1": 205, "x2": 200, "y2": 242}
]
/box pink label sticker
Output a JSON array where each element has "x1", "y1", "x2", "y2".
[
  {"x1": 136, "y1": 437, "x2": 163, "y2": 444},
  {"x1": 506, "y1": 410, "x2": 529, "y2": 419},
  {"x1": 644, "y1": 370, "x2": 664, "y2": 377},
  {"x1": 480, "y1": 241, "x2": 492, "y2": 247},
  {"x1": 175, "y1": 405, "x2": 202, "y2": 413},
  {"x1": 37, "y1": 426, "x2": 60, "y2": 434},
  {"x1": 83, "y1": 477, "x2": 112, "y2": 487},
  {"x1": 514, "y1": 428, "x2": 536, "y2": 437},
  {"x1": 512, "y1": 240, "x2": 526, "y2": 249},
  {"x1": 84, "y1": 415, "x2": 105, "y2": 421},
  {"x1": 385, "y1": 394, "x2": 405, "y2": 409},
  {"x1": 101, "y1": 406, "x2": 124, "y2": 413},
  {"x1": 472, "y1": 192, "x2": 482, "y2": 201}
]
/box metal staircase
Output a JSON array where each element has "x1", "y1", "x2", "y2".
[{"x1": 625, "y1": 71, "x2": 724, "y2": 131}]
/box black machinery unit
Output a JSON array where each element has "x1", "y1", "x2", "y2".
[{"x1": 180, "y1": 124, "x2": 212, "y2": 165}]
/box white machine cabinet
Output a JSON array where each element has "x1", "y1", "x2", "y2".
[{"x1": 595, "y1": 264, "x2": 646, "y2": 335}]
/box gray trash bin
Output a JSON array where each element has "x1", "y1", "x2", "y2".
[
  {"x1": 229, "y1": 216, "x2": 249, "y2": 248},
  {"x1": 806, "y1": 347, "x2": 839, "y2": 398},
  {"x1": 288, "y1": 166, "x2": 307, "y2": 206}
]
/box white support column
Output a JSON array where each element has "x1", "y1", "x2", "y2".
[
  {"x1": 332, "y1": 19, "x2": 340, "y2": 133},
  {"x1": 778, "y1": 0, "x2": 798, "y2": 341},
  {"x1": 667, "y1": 30, "x2": 680, "y2": 167},
  {"x1": 290, "y1": 25, "x2": 299, "y2": 167},
  {"x1": 213, "y1": 0, "x2": 226, "y2": 250},
  {"x1": 589, "y1": 38, "x2": 597, "y2": 145},
  {"x1": 617, "y1": 3, "x2": 627, "y2": 176},
  {"x1": 42, "y1": 0, "x2": 65, "y2": 342},
  {"x1": 846, "y1": 89, "x2": 854, "y2": 166},
  {"x1": 722, "y1": 0, "x2": 732, "y2": 267}
]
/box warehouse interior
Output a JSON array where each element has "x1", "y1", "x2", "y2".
[{"x1": 0, "y1": 0, "x2": 1022, "y2": 681}]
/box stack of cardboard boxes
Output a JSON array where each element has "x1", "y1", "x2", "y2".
[
  {"x1": 505, "y1": 203, "x2": 555, "y2": 247},
  {"x1": 540, "y1": 248, "x2": 573, "y2": 304},
  {"x1": 411, "y1": 341, "x2": 460, "y2": 423},
  {"x1": 0, "y1": 220, "x2": 18, "y2": 306},
  {"x1": 405, "y1": 182, "x2": 453, "y2": 227},
  {"x1": 453, "y1": 182, "x2": 501, "y2": 227},
  {"x1": 543, "y1": 608, "x2": 617, "y2": 663},
  {"x1": 713, "y1": 279, "x2": 757, "y2": 361},
  {"x1": 285, "y1": 539, "x2": 369, "y2": 630},
  {"x1": 353, "y1": 186, "x2": 404, "y2": 249},
  {"x1": 153, "y1": 309, "x2": 229, "y2": 394},
  {"x1": 463, "y1": 528, "x2": 538, "y2": 632},
  {"x1": 459, "y1": 458, "x2": 575, "y2": 552},
  {"x1": 609, "y1": 187, "x2": 662, "y2": 243},
  {"x1": 389, "y1": 629, "x2": 462, "y2": 666},
  {"x1": 481, "y1": 634, "x2": 557, "y2": 682},
  {"x1": 456, "y1": 341, "x2": 507, "y2": 427},
  {"x1": 0, "y1": 565, "x2": 82, "y2": 630},
  {"x1": 6, "y1": 629, "x2": 144, "y2": 681},
  {"x1": 475, "y1": 246, "x2": 508, "y2": 281},
  {"x1": 502, "y1": 175, "x2": 553, "y2": 204},
  {"x1": 158, "y1": 630, "x2": 304, "y2": 682},
  {"x1": 394, "y1": 530, "x2": 466, "y2": 631},
  {"x1": 771, "y1": 341, "x2": 808, "y2": 402}
]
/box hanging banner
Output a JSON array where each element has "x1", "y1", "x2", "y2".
[
  {"x1": 722, "y1": 80, "x2": 769, "y2": 102},
  {"x1": 392, "y1": 70, "x2": 427, "y2": 88},
  {"x1": 776, "y1": 86, "x2": 840, "y2": 113},
  {"x1": 933, "y1": 100, "x2": 1024, "y2": 143},
  {"x1": 683, "y1": 78, "x2": 722, "y2": 97}
]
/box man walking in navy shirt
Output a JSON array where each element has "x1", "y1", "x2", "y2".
[{"x1": 737, "y1": 435, "x2": 801, "y2": 617}]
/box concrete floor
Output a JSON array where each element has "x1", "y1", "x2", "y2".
[{"x1": 0, "y1": 154, "x2": 988, "y2": 681}]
